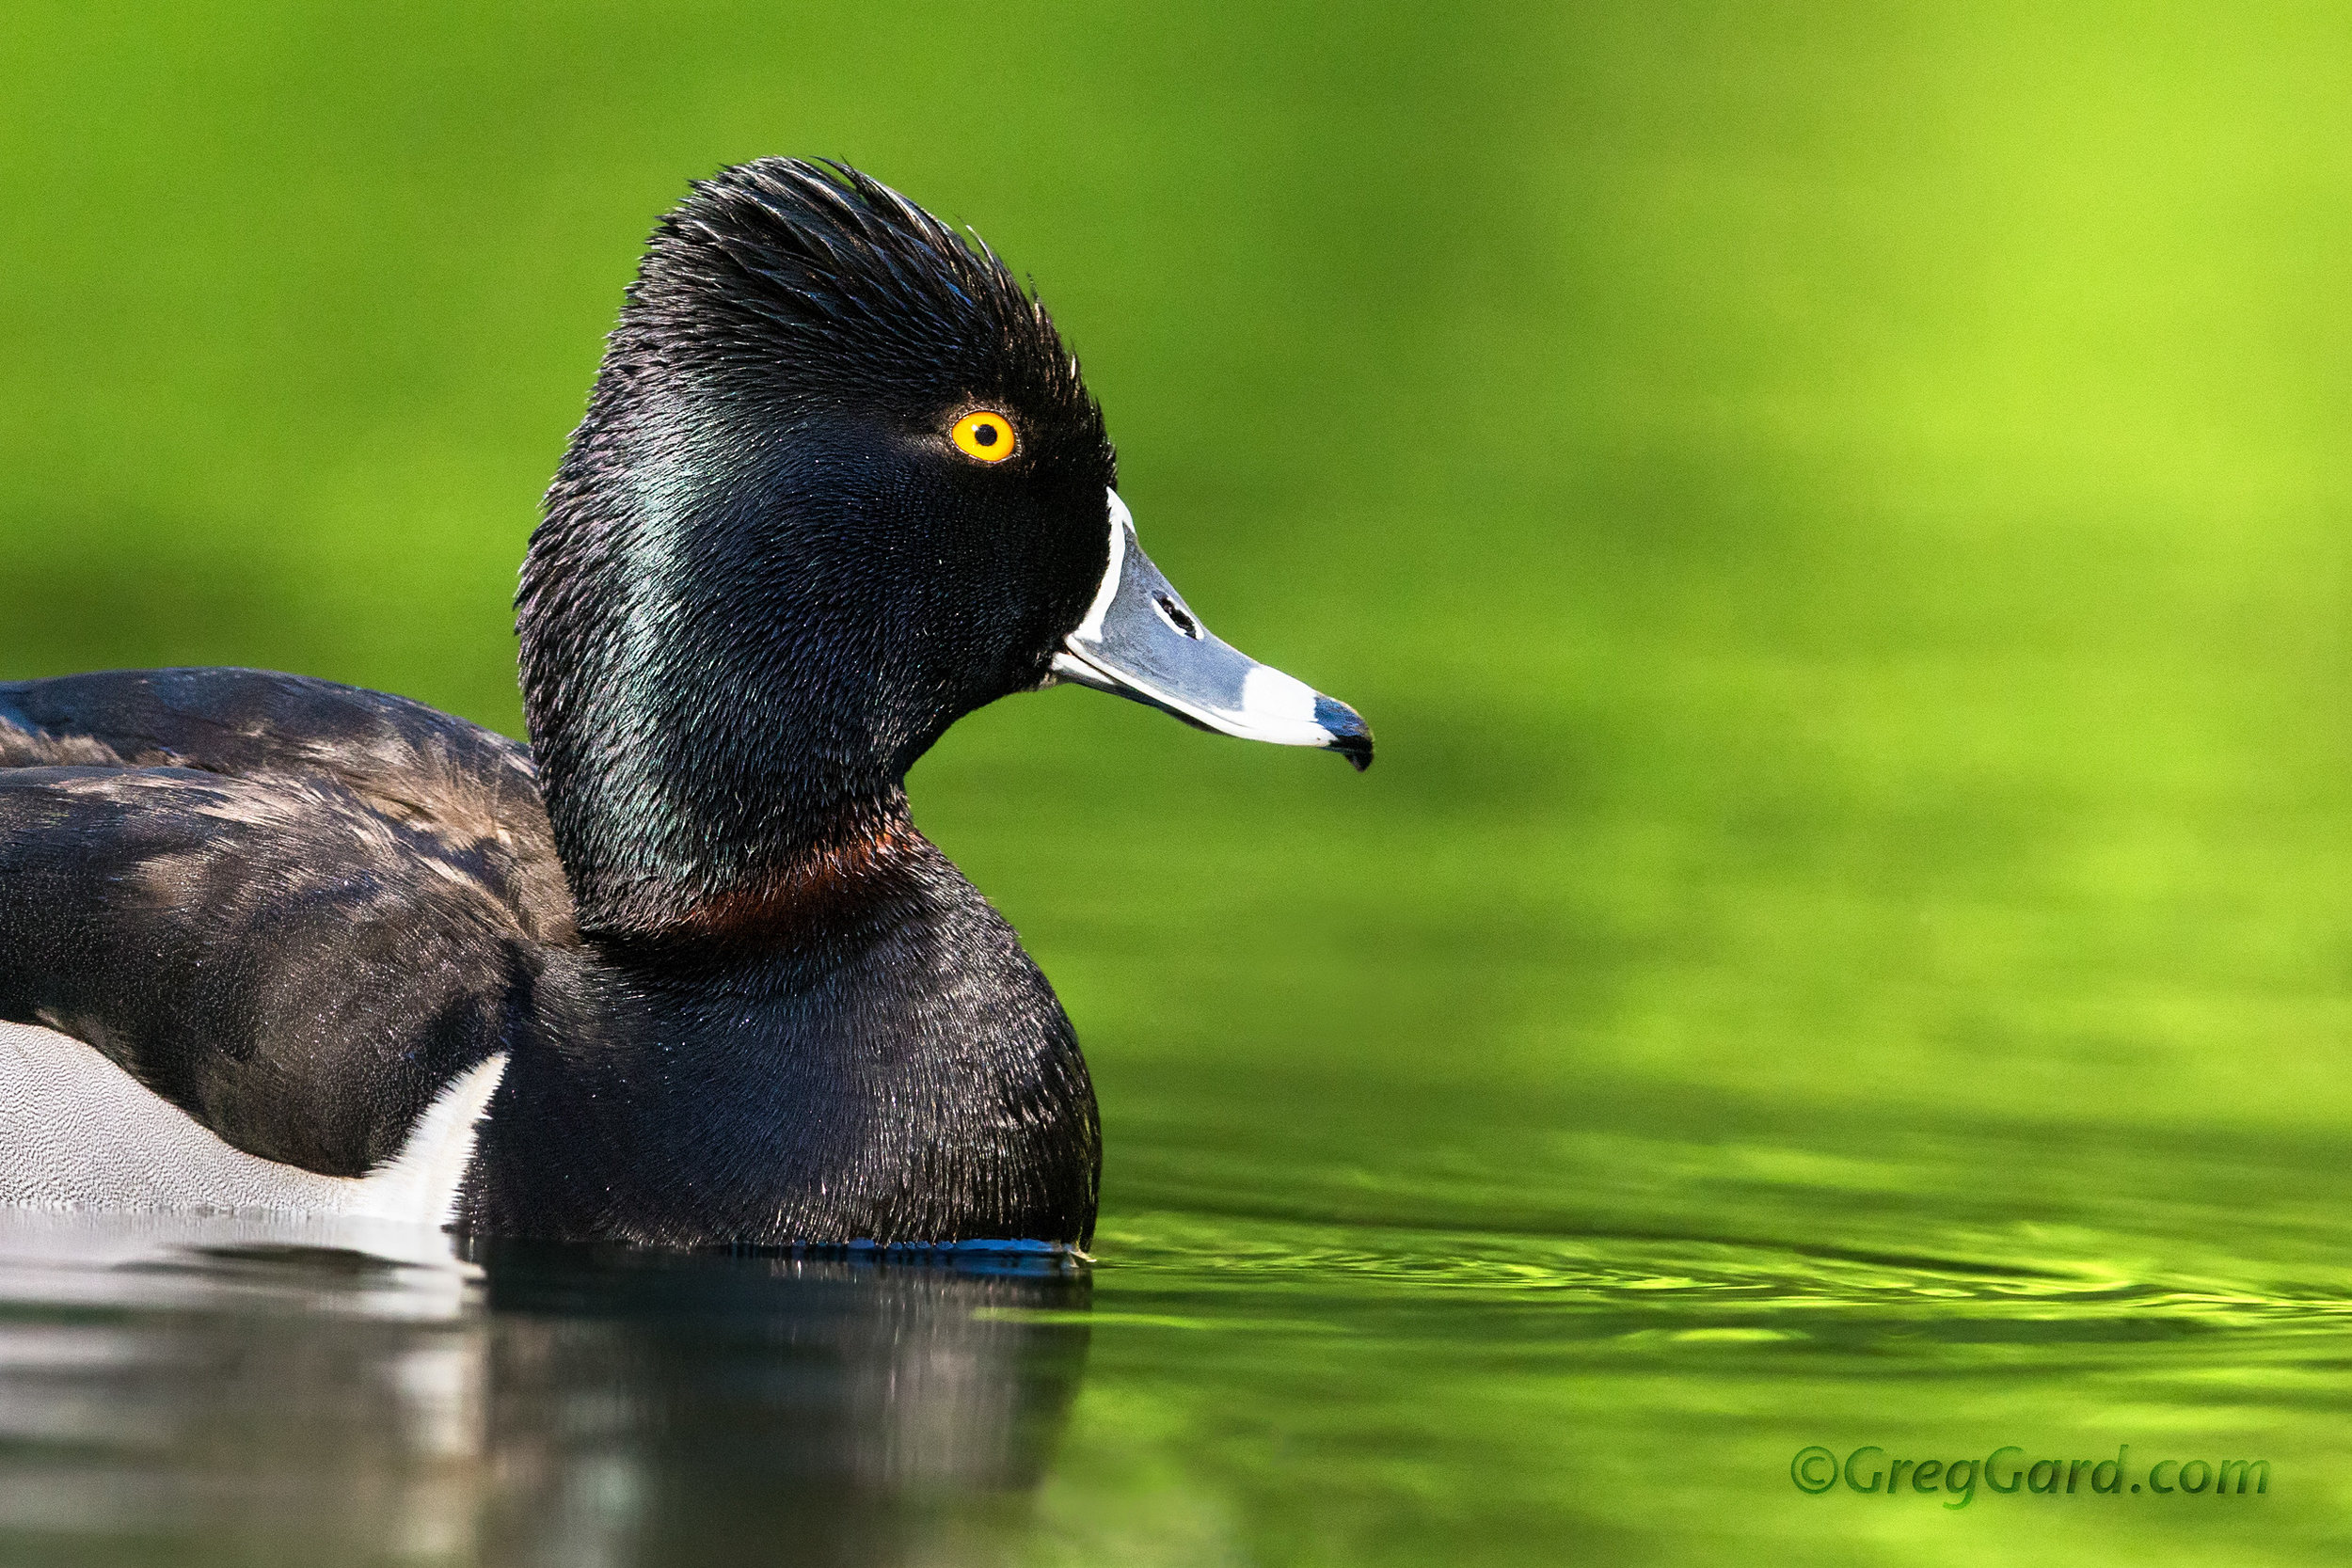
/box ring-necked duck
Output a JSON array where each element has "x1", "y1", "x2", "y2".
[{"x1": 0, "y1": 159, "x2": 1369, "y2": 1250}]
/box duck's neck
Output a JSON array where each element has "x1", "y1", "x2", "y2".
[
  {"x1": 518, "y1": 406, "x2": 950, "y2": 942},
  {"x1": 531, "y1": 704, "x2": 919, "y2": 943}
]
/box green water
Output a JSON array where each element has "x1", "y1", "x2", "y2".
[{"x1": 4, "y1": 2, "x2": 2351, "y2": 1561}]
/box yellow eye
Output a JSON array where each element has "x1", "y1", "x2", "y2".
[{"x1": 951, "y1": 410, "x2": 1017, "y2": 463}]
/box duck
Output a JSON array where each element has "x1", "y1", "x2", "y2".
[{"x1": 0, "y1": 159, "x2": 1370, "y2": 1252}]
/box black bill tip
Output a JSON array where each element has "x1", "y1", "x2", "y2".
[{"x1": 1314, "y1": 696, "x2": 1375, "y2": 772}]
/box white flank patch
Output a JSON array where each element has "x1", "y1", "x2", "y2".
[{"x1": 0, "y1": 1022, "x2": 504, "y2": 1228}]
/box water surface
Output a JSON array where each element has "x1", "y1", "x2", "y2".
[{"x1": 2, "y1": 1087, "x2": 2344, "y2": 1565}]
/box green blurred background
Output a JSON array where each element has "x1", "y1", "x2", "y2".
[{"x1": 6, "y1": 3, "x2": 2351, "y2": 1563}]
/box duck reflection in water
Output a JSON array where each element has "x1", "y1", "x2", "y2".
[
  {"x1": 0, "y1": 1218, "x2": 1089, "y2": 1566},
  {"x1": 475, "y1": 1245, "x2": 1092, "y2": 1562}
]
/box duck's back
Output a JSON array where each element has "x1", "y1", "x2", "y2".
[{"x1": 0, "y1": 669, "x2": 576, "y2": 1212}]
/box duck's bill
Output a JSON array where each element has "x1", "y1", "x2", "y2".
[{"x1": 1049, "y1": 492, "x2": 1373, "y2": 770}]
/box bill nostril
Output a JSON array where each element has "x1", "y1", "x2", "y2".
[{"x1": 1152, "y1": 594, "x2": 1201, "y2": 640}]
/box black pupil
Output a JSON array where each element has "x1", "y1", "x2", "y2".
[{"x1": 975, "y1": 422, "x2": 999, "y2": 446}]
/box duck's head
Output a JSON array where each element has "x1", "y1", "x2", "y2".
[{"x1": 522, "y1": 159, "x2": 1370, "y2": 938}]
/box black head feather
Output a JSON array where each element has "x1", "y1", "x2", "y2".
[
  {"x1": 521, "y1": 160, "x2": 1120, "y2": 939},
  {"x1": 623, "y1": 161, "x2": 1104, "y2": 450}
]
